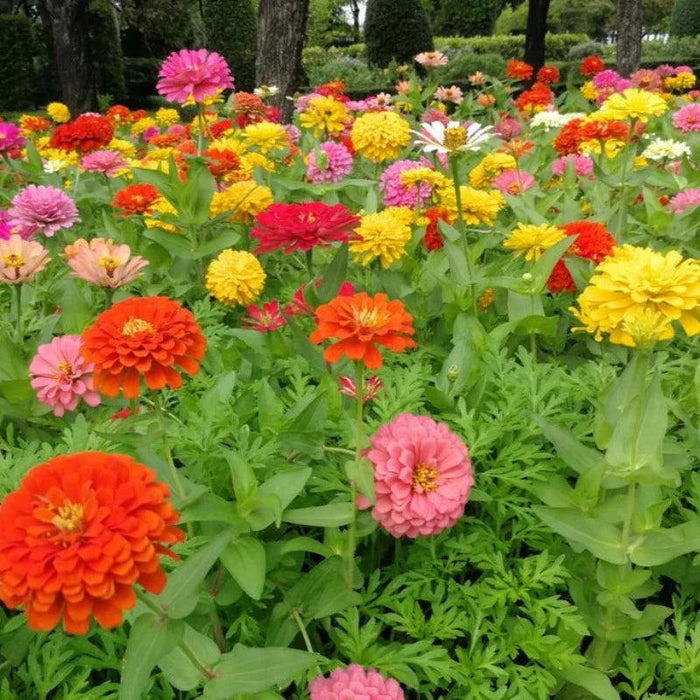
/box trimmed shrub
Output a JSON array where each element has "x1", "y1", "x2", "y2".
[
  {"x1": 568, "y1": 40, "x2": 606, "y2": 60},
  {"x1": 467, "y1": 33, "x2": 589, "y2": 60},
  {"x1": 0, "y1": 14, "x2": 36, "y2": 110},
  {"x1": 670, "y1": 0, "x2": 700, "y2": 37},
  {"x1": 203, "y1": 0, "x2": 256, "y2": 91},
  {"x1": 308, "y1": 57, "x2": 387, "y2": 91},
  {"x1": 365, "y1": 0, "x2": 433, "y2": 66},
  {"x1": 433, "y1": 0, "x2": 501, "y2": 38},
  {"x1": 88, "y1": 0, "x2": 127, "y2": 103},
  {"x1": 433, "y1": 52, "x2": 507, "y2": 82}
]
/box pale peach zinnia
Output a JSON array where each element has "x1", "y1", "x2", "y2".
[
  {"x1": 434, "y1": 85, "x2": 464, "y2": 105},
  {"x1": 415, "y1": 51, "x2": 448, "y2": 68},
  {"x1": 64, "y1": 238, "x2": 148, "y2": 289},
  {"x1": 0, "y1": 235, "x2": 50, "y2": 284}
]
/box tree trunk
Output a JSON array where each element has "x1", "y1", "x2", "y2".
[
  {"x1": 256, "y1": 0, "x2": 310, "y2": 122},
  {"x1": 351, "y1": 0, "x2": 360, "y2": 42},
  {"x1": 37, "y1": 0, "x2": 95, "y2": 114},
  {"x1": 616, "y1": 0, "x2": 643, "y2": 76},
  {"x1": 523, "y1": 0, "x2": 551, "y2": 75}
]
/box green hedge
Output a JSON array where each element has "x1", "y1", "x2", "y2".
[
  {"x1": 88, "y1": 0, "x2": 127, "y2": 103},
  {"x1": 0, "y1": 15, "x2": 36, "y2": 110},
  {"x1": 365, "y1": 0, "x2": 433, "y2": 66},
  {"x1": 670, "y1": 0, "x2": 700, "y2": 38}
]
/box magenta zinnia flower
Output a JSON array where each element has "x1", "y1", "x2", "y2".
[
  {"x1": 0, "y1": 211, "x2": 12, "y2": 240},
  {"x1": 363, "y1": 413, "x2": 474, "y2": 538},
  {"x1": 669, "y1": 189, "x2": 700, "y2": 213},
  {"x1": 551, "y1": 154, "x2": 594, "y2": 178},
  {"x1": 30, "y1": 335, "x2": 101, "y2": 417},
  {"x1": 0, "y1": 122, "x2": 26, "y2": 154},
  {"x1": 593, "y1": 69, "x2": 621, "y2": 89},
  {"x1": 672, "y1": 103, "x2": 700, "y2": 133},
  {"x1": 379, "y1": 159, "x2": 433, "y2": 208},
  {"x1": 309, "y1": 665, "x2": 404, "y2": 700},
  {"x1": 157, "y1": 48, "x2": 234, "y2": 104},
  {"x1": 251, "y1": 202, "x2": 359, "y2": 254},
  {"x1": 306, "y1": 141, "x2": 354, "y2": 184},
  {"x1": 8, "y1": 185, "x2": 80, "y2": 238},
  {"x1": 81, "y1": 149, "x2": 130, "y2": 176}
]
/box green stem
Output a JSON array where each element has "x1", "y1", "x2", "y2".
[
  {"x1": 529, "y1": 292, "x2": 537, "y2": 361},
  {"x1": 323, "y1": 446, "x2": 356, "y2": 456},
  {"x1": 614, "y1": 121, "x2": 635, "y2": 241},
  {"x1": 449, "y1": 157, "x2": 477, "y2": 316},
  {"x1": 292, "y1": 607, "x2": 322, "y2": 676},
  {"x1": 103, "y1": 286, "x2": 114, "y2": 310},
  {"x1": 346, "y1": 361, "x2": 364, "y2": 589},
  {"x1": 13, "y1": 283, "x2": 22, "y2": 343},
  {"x1": 305, "y1": 249, "x2": 314, "y2": 279},
  {"x1": 197, "y1": 104, "x2": 205, "y2": 156},
  {"x1": 72, "y1": 165, "x2": 81, "y2": 198},
  {"x1": 154, "y1": 395, "x2": 186, "y2": 502}
]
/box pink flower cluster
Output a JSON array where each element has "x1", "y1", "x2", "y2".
[
  {"x1": 493, "y1": 169, "x2": 536, "y2": 195},
  {"x1": 157, "y1": 48, "x2": 234, "y2": 104},
  {"x1": 551, "y1": 154, "x2": 595, "y2": 178},
  {"x1": 310, "y1": 665, "x2": 404, "y2": 700},
  {"x1": 8, "y1": 185, "x2": 80, "y2": 238},
  {"x1": 81, "y1": 150, "x2": 129, "y2": 176},
  {"x1": 672, "y1": 103, "x2": 700, "y2": 133},
  {"x1": 0, "y1": 122, "x2": 26, "y2": 156},
  {"x1": 669, "y1": 189, "x2": 700, "y2": 213},
  {"x1": 306, "y1": 141, "x2": 354, "y2": 184},
  {"x1": 379, "y1": 159, "x2": 433, "y2": 208}
]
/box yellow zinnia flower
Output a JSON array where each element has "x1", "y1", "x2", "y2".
[
  {"x1": 664, "y1": 73, "x2": 696, "y2": 92},
  {"x1": 468, "y1": 152, "x2": 517, "y2": 189},
  {"x1": 209, "y1": 180, "x2": 273, "y2": 225},
  {"x1": 206, "y1": 250, "x2": 266, "y2": 306},
  {"x1": 580, "y1": 81, "x2": 599, "y2": 102},
  {"x1": 108, "y1": 138, "x2": 137, "y2": 158},
  {"x1": 299, "y1": 96, "x2": 349, "y2": 136},
  {"x1": 439, "y1": 186, "x2": 505, "y2": 227},
  {"x1": 47, "y1": 102, "x2": 71, "y2": 123},
  {"x1": 350, "y1": 207, "x2": 413, "y2": 268},
  {"x1": 131, "y1": 117, "x2": 157, "y2": 136},
  {"x1": 400, "y1": 167, "x2": 450, "y2": 192},
  {"x1": 598, "y1": 88, "x2": 668, "y2": 122},
  {"x1": 155, "y1": 108, "x2": 180, "y2": 127},
  {"x1": 243, "y1": 121, "x2": 288, "y2": 155},
  {"x1": 571, "y1": 245, "x2": 700, "y2": 347},
  {"x1": 503, "y1": 223, "x2": 566, "y2": 262},
  {"x1": 351, "y1": 111, "x2": 411, "y2": 162}
]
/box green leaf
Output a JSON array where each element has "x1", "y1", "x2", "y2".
[
  {"x1": 193, "y1": 228, "x2": 242, "y2": 259},
  {"x1": 345, "y1": 458, "x2": 375, "y2": 503},
  {"x1": 287, "y1": 320, "x2": 327, "y2": 375},
  {"x1": 258, "y1": 468, "x2": 311, "y2": 511},
  {"x1": 158, "y1": 624, "x2": 221, "y2": 691},
  {"x1": 120, "y1": 613, "x2": 184, "y2": 700},
  {"x1": 534, "y1": 507, "x2": 626, "y2": 564},
  {"x1": 142, "y1": 228, "x2": 193, "y2": 259},
  {"x1": 204, "y1": 645, "x2": 318, "y2": 698},
  {"x1": 507, "y1": 290, "x2": 543, "y2": 322},
  {"x1": 283, "y1": 503, "x2": 353, "y2": 527},
  {"x1": 533, "y1": 415, "x2": 608, "y2": 475},
  {"x1": 159, "y1": 529, "x2": 233, "y2": 618},
  {"x1": 559, "y1": 664, "x2": 620, "y2": 700},
  {"x1": 316, "y1": 244, "x2": 349, "y2": 303},
  {"x1": 257, "y1": 380, "x2": 285, "y2": 433},
  {"x1": 220, "y1": 535, "x2": 266, "y2": 600},
  {"x1": 530, "y1": 236, "x2": 577, "y2": 290},
  {"x1": 631, "y1": 520, "x2": 700, "y2": 567}
]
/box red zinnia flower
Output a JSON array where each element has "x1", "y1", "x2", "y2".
[
  {"x1": 210, "y1": 118, "x2": 233, "y2": 139},
  {"x1": 251, "y1": 202, "x2": 360, "y2": 255},
  {"x1": 515, "y1": 82, "x2": 552, "y2": 113},
  {"x1": 112, "y1": 184, "x2": 161, "y2": 216},
  {"x1": 422, "y1": 206, "x2": 454, "y2": 251},
  {"x1": 0, "y1": 451, "x2": 184, "y2": 634},
  {"x1": 106, "y1": 105, "x2": 131, "y2": 124},
  {"x1": 536, "y1": 65, "x2": 560, "y2": 84},
  {"x1": 81, "y1": 296, "x2": 207, "y2": 399},
  {"x1": 310, "y1": 292, "x2": 416, "y2": 370},
  {"x1": 21, "y1": 116, "x2": 51, "y2": 133},
  {"x1": 203, "y1": 147, "x2": 240, "y2": 178},
  {"x1": 316, "y1": 80, "x2": 347, "y2": 99},
  {"x1": 284, "y1": 280, "x2": 355, "y2": 317},
  {"x1": 242, "y1": 300, "x2": 287, "y2": 332},
  {"x1": 580, "y1": 56, "x2": 605, "y2": 77},
  {"x1": 50, "y1": 115, "x2": 114, "y2": 154},
  {"x1": 505, "y1": 60, "x2": 534, "y2": 81},
  {"x1": 554, "y1": 119, "x2": 585, "y2": 155}
]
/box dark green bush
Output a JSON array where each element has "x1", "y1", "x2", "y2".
[
  {"x1": 0, "y1": 14, "x2": 36, "y2": 110},
  {"x1": 432, "y1": 0, "x2": 501, "y2": 38},
  {"x1": 567, "y1": 40, "x2": 606, "y2": 60},
  {"x1": 433, "y1": 52, "x2": 507, "y2": 81},
  {"x1": 123, "y1": 57, "x2": 161, "y2": 106},
  {"x1": 670, "y1": 0, "x2": 700, "y2": 37},
  {"x1": 365, "y1": 0, "x2": 433, "y2": 66},
  {"x1": 88, "y1": 0, "x2": 127, "y2": 103},
  {"x1": 203, "y1": 0, "x2": 256, "y2": 91}
]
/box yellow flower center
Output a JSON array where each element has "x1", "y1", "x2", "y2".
[
  {"x1": 51, "y1": 501, "x2": 84, "y2": 534},
  {"x1": 54, "y1": 360, "x2": 73, "y2": 381},
  {"x1": 122, "y1": 317, "x2": 154, "y2": 336},
  {"x1": 4, "y1": 253, "x2": 24, "y2": 269},
  {"x1": 99, "y1": 256, "x2": 121, "y2": 276},
  {"x1": 444, "y1": 126, "x2": 467, "y2": 151},
  {"x1": 412, "y1": 463, "x2": 439, "y2": 492},
  {"x1": 352, "y1": 306, "x2": 388, "y2": 329}
]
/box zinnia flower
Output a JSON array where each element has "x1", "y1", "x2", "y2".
[
  {"x1": 504, "y1": 223, "x2": 566, "y2": 262},
  {"x1": 81, "y1": 296, "x2": 207, "y2": 398},
  {"x1": 415, "y1": 51, "x2": 448, "y2": 68},
  {"x1": 8, "y1": 185, "x2": 80, "y2": 238},
  {"x1": 242, "y1": 300, "x2": 287, "y2": 332},
  {"x1": 469, "y1": 152, "x2": 517, "y2": 189},
  {"x1": 599, "y1": 88, "x2": 668, "y2": 122},
  {"x1": 157, "y1": 48, "x2": 234, "y2": 104},
  {"x1": 306, "y1": 141, "x2": 354, "y2": 184},
  {"x1": 379, "y1": 160, "x2": 433, "y2": 208},
  {"x1": 672, "y1": 103, "x2": 700, "y2": 133},
  {"x1": 310, "y1": 665, "x2": 404, "y2": 700},
  {"x1": 339, "y1": 375, "x2": 383, "y2": 403},
  {"x1": 80, "y1": 150, "x2": 129, "y2": 177},
  {"x1": 492, "y1": 169, "x2": 536, "y2": 195},
  {"x1": 112, "y1": 183, "x2": 161, "y2": 216},
  {"x1": 206, "y1": 249, "x2": 266, "y2": 306},
  {"x1": 299, "y1": 96, "x2": 349, "y2": 137},
  {"x1": 29, "y1": 335, "x2": 101, "y2": 416},
  {"x1": 551, "y1": 154, "x2": 595, "y2": 178},
  {"x1": 413, "y1": 120, "x2": 492, "y2": 155},
  {"x1": 421, "y1": 206, "x2": 454, "y2": 251},
  {"x1": 363, "y1": 413, "x2": 474, "y2": 537},
  {"x1": 537, "y1": 65, "x2": 560, "y2": 84},
  {"x1": 284, "y1": 280, "x2": 355, "y2": 317},
  {"x1": 64, "y1": 238, "x2": 148, "y2": 289},
  {"x1": 310, "y1": 292, "x2": 416, "y2": 369},
  {"x1": 669, "y1": 189, "x2": 700, "y2": 214},
  {"x1": 580, "y1": 56, "x2": 605, "y2": 76},
  {"x1": 0, "y1": 122, "x2": 26, "y2": 154},
  {"x1": 505, "y1": 60, "x2": 533, "y2": 81},
  {"x1": 243, "y1": 121, "x2": 289, "y2": 154},
  {"x1": 433, "y1": 85, "x2": 463, "y2": 104},
  {"x1": 50, "y1": 115, "x2": 114, "y2": 153},
  {"x1": 209, "y1": 181, "x2": 274, "y2": 225},
  {"x1": 0, "y1": 235, "x2": 50, "y2": 284},
  {"x1": 350, "y1": 207, "x2": 413, "y2": 268},
  {"x1": 570, "y1": 244, "x2": 700, "y2": 346},
  {"x1": 0, "y1": 451, "x2": 184, "y2": 634},
  {"x1": 47, "y1": 102, "x2": 71, "y2": 123},
  {"x1": 351, "y1": 111, "x2": 411, "y2": 163},
  {"x1": 438, "y1": 185, "x2": 504, "y2": 227},
  {"x1": 251, "y1": 202, "x2": 359, "y2": 255}
]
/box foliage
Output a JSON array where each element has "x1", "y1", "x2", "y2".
[
  {"x1": 669, "y1": 0, "x2": 700, "y2": 37},
  {"x1": 122, "y1": 57, "x2": 162, "y2": 106},
  {"x1": 203, "y1": 0, "x2": 257, "y2": 92},
  {"x1": 430, "y1": 0, "x2": 502, "y2": 38},
  {"x1": 432, "y1": 52, "x2": 507, "y2": 82},
  {"x1": 365, "y1": 0, "x2": 434, "y2": 66},
  {"x1": 307, "y1": 57, "x2": 388, "y2": 92},
  {"x1": 120, "y1": 0, "x2": 197, "y2": 58},
  {"x1": 87, "y1": 0, "x2": 127, "y2": 103},
  {"x1": 568, "y1": 40, "x2": 607, "y2": 60},
  {"x1": 0, "y1": 14, "x2": 36, "y2": 110}
]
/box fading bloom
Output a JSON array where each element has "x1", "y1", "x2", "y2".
[
  {"x1": 469, "y1": 72, "x2": 486, "y2": 86},
  {"x1": 157, "y1": 48, "x2": 234, "y2": 104},
  {"x1": 504, "y1": 223, "x2": 566, "y2": 261},
  {"x1": 351, "y1": 111, "x2": 411, "y2": 162},
  {"x1": 0, "y1": 235, "x2": 50, "y2": 284},
  {"x1": 434, "y1": 85, "x2": 463, "y2": 104},
  {"x1": 306, "y1": 141, "x2": 354, "y2": 184},
  {"x1": 350, "y1": 207, "x2": 413, "y2": 268},
  {"x1": 206, "y1": 249, "x2": 266, "y2": 306},
  {"x1": 0, "y1": 452, "x2": 184, "y2": 633},
  {"x1": 672, "y1": 103, "x2": 700, "y2": 133},
  {"x1": 310, "y1": 665, "x2": 404, "y2": 700},
  {"x1": 29, "y1": 335, "x2": 101, "y2": 416},
  {"x1": 492, "y1": 169, "x2": 536, "y2": 195},
  {"x1": 415, "y1": 51, "x2": 448, "y2": 67},
  {"x1": 242, "y1": 300, "x2": 287, "y2": 332},
  {"x1": 669, "y1": 189, "x2": 700, "y2": 214},
  {"x1": 80, "y1": 150, "x2": 129, "y2": 176},
  {"x1": 364, "y1": 413, "x2": 474, "y2": 537},
  {"x1": 339, "y1": 375, "x2": 383, "y2": 403},
  {"x1": 64, "y1": 238, "x2": 148, "y2": 289},
  {"x1": 8, "y1": 185, "x2": 80, "y2": 238},
  {"x1": 413, "y1": 120, "x2": 492, "y2": 155}
]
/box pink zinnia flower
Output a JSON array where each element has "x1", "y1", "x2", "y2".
[
  {"x1": 8, "y1": 185, "x2": 80, "y2": 238},
  {"x1": 395, "y1": 80, "x2": 411, "y2": 95},
  {"x1": 551, "y1": 154, "x2": 595, "y2": 178},
  {"x1": 309, "y1": 665, "x2": 404, "y2": 700},
  {"x1": 0, "y1": 122, "x2": 26, "y2": 155},
  {"x1": 63, "y1": 237, "x2": 148, "y2": 289},
  {"x1": 157, "y1": 48, "x2": 234, "y2": 104},
  {"x1": 306, "y1": 141, "x2": 354, "y2": 184},
  {"x1": 495, "y1": 117, "x2": 523, "y2": 139},
  {"x1": 414, "y1": 50, "x2": 448, "y2": 68},
  {"x1": 81, "y1": 150, "x2": 129, "y2": 176},
  {"x1": 669, "y1": 189, "x2": 700, "y2": 213},
  {"x1": 339, "y1": 375, "x2": 383, "y2": 403},
  {"x1": 631, "y1": 69, "x2": 663, "y2": 92},
  {"x1": 433, "y1": 85, "x2": 463, "y2": 104},
  {"x1": 29, "y1": 335, "x2": 101, "y2": 417},
  {"x1": 363, "y1": 413, "x2": 474, "y2": 538},
  {"x1": 493, "y1": 169, "x2": 536, "y2": 195},
  {"x1": 656, "y1": 64, "x2": 676, "y2": 78},
  {"x1": 615, "y1": 78, "x2": 633, "y2": 92},
  {"x1": 0, "y1": 211, "x2": 13, "y2": 240},
  {"x1": 593, "y1": 69, "x2": 621, "y2": 89},
  {"x1": 672, "y1": 103, "x2": 700, "y2": 133},
  {"x1": 0, "y1": 235, "x2": 50, "y2": 284},
  {"x1": 242, "y1": 300, "x2": 287, "y2": 332},
  {"x1": 379, "y1": 159, "x2": 433, "y2": 208},
  {"x1": 420, "y1": 108, "x2": 450, "y2": 126}
]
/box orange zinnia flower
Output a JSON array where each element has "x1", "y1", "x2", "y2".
[
  {"x1": 0, "y1": 452, "x2": 184, "y2": 634},
  {"x1": 310, "y1": 292, "x2": 416, "y2": 369},
  {"x1": 111, "y1": 183, "x2": 161, "y2": 216},
  {"x1": 81, "y1": 296, "x2": 207, "y2": 398}
]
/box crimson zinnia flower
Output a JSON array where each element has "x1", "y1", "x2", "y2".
[
  {"x1": 0, "y1": 451, "x2": 184, "y2": 634},
  {"x1": 251, "y1": 202, "x2": 360, "y2": 255},
  {"x1": 310, "y1": 292, "x2": 416, "y2": 369},
  {"x1": 581, "y1": 55, "x2": 605, "y2": 76},
  {"x1": 112, "y1": 184, "x2": 161, "y2": 216},
  {"x1": 50, "y1": 115, "x2": 114, "y2": 153},
  {"x1": 81, "y1": 296, "x2": 207, "y2": 399}
]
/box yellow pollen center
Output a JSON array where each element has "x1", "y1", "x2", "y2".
[
  {"x1": 4, "y1": 253, "x2": 24, "y2": 268},
  {"x1": 99, "y1": 255, "x2": 121, "y2": 275},
  {"x1": 352, "y1": 306, "x2": 388, "y2": 329},
  {"x1": 444, "y1": 126, "x2": 467, "y2": 151},
  {"x1": 122, "y1": 317, "x2": 154, "y2": 336},
  {"x1": 51, "y1": 502, "x2": 84, "y2": 534},
  {"x1": 412, "y1": 463, "x2": 439, "y2": 492},
  {"x1": 54, "y1": 360, "x2": 73, "y2": 381}
]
